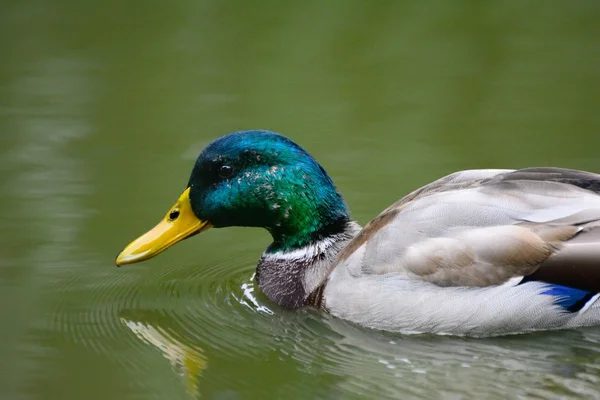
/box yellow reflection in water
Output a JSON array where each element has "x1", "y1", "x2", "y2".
[{"x1": 121, "y1": 317, "x2": 207, "y2": 397}]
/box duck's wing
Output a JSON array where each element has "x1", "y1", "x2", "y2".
[{"x1": 333, "y1": 168, "x2": 600, "y2": 296}]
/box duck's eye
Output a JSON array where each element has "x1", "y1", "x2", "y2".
[
  {"x1": 168, "y1": 209, "x2": 180, "y2": 221},
  {"x1": 219, "y1": 165, "x2": 233, "y2": 178}
]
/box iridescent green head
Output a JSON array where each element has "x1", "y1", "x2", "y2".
[
  {"x1": 116, "y1": 130, "x2": 350, "y2": 265},
  {"x1": 189, "y1": 130, "x2": 349, "y2": 250}
]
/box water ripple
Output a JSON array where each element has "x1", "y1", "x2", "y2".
[{"x1": 47, "y1": 253, "x2": 600, "y2": 398}]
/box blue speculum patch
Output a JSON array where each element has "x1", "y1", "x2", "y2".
[{"x1": 541, "y1": 284, "x2": 598, "y2": 312}]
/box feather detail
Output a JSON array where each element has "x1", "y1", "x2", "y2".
[
  {"x1": 540, "y1": 284, "x2": 597, "y2": 312},
  {"x1": 323, "y1": 168, "x2": 600, "y2": 335}
]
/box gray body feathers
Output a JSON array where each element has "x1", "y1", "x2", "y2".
[{"x1": 322, "y1": 168, "x2": 600, "y2": 335}]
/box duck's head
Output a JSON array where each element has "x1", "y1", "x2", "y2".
[{"x1": 116, "y1": 130, "x2": 350, "y2": 266}]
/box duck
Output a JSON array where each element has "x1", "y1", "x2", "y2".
[{"x1": 116, "y1": 130, "x2": 600, "y2": 336}]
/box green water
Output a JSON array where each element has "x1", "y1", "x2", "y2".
[{"x1": 1, "y1": 1, "x2": 600, "y2": 399}]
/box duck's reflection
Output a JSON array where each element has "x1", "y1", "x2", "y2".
[{"x1": 120, "y1": 316, "x2": 207, "y2": 397}]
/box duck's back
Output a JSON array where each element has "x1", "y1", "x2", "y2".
[{"x1": 323, "y1": 168, "x2": 600, "y2": 336}]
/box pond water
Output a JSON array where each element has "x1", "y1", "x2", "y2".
[{"x1": 1, "y1": 1, "x2": 599, "y2": 399}]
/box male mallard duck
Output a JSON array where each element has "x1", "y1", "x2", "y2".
[{"x1": 116, "y1": 130, "x2": 600, "y2": 336}]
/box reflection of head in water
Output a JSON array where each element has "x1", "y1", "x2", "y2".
[{"x1": 121, "y1": 315, "x2": 207, "y2": 397}]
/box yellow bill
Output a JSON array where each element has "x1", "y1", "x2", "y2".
[{"x1": 115, "y1": 188, "x2": 211, "y2": 266}]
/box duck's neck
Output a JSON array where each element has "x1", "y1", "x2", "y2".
[{"x1": 256, "y1": 220, "x2": 362, "y2": 309}]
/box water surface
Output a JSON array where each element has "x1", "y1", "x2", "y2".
[{"x1": 1, "y1": 1, "x2": 600, "y2": 399}]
